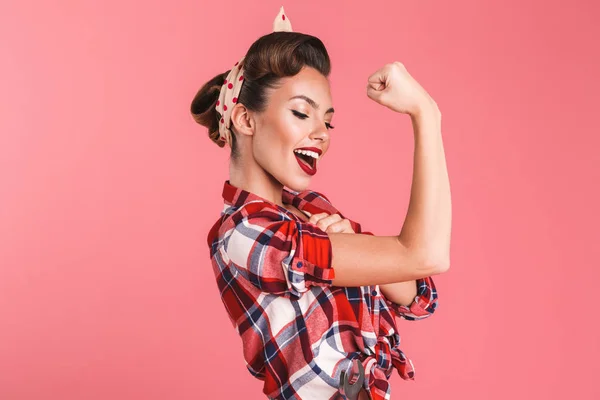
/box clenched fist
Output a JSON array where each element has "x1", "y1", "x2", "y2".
[{"x1": 366, "y1": 61, "x2": 439, "y2": 117}]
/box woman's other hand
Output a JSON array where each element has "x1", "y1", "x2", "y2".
[
  {"x1": 366, "y1": 61, "x2": 439, "y2": 117},
  {"x1": 307, "y1": 212, "x2": 356, "y2": 234}
]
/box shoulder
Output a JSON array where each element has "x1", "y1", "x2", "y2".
[
  {"x1": 229, "y1": 200, "x2": 283, "y2": 218},
  {"x1": 208, "y1": 200, "x2": 286, "y2": 250},
  {"x1": 220, "y1": 201, "x2": 293, "y2": 236}
]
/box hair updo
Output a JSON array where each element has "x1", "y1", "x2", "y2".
[{"x1": 190, "y1": 31, "x2": 331, "y2": 161}]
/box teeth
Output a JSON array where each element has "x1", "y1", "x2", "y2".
[{"x1": 293, "y1": 149, "x2": 320, "y2": 160}]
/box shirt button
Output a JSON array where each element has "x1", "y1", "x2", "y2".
[
  {"x1": 371, "y1": 290, "x2": 378, "y2": 296},
  {"x1": 297, "y1": 262, "x2": 303, "y2": 268}
]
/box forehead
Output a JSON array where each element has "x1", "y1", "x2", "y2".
[{"x1": 270, "y1": 67, "x2": 332, "y2": 105}]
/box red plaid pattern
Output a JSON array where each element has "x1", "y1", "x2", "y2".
[{"x1": 207, "y1": 180, "x2": 439, "y2": 399}]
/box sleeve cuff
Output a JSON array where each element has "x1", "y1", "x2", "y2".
[
  {"x1": 385, "y1": 277, "x2": 438, "y2": 321},
  {"x1": 284, "y1": 220, "x2": 335, "y2": 297}
]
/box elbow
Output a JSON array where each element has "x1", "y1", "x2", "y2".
[
  {"x1": 436, "y1": 261, "x2": 450, "y2": 274},
  {"x1": 399, "y1": 238, "x2": 450, "y2": 277},
  {"x1": 424, "y1": 255, "x2": 450, "y2": 275}
]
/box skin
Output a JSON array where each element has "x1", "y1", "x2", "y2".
[
  {"x1": 227, "y1": 63, "x2": 436, "y2": 305},
  {"x1": 228, "y1": 66, "x2": 334, "y2": 208}
]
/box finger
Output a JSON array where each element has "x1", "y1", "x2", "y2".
[
  {"x1": 325, "y1": 219, "x2": 348, "y2": 233},
  {"x1": 326, "y1": 219, "x2": 355, "y2": 234},
  {"x1": 308, "y1": 212, "x2": 330, "y2": 225},
  {"x1": 367, "y1": 75, "x2": 387, "y2": 101},
  {"x1": 367, "y1": 78, "x2": 385, "y2": 94},
  {"x1": 315, "y1": 214, "x2": 342, "y2": 231},
  {"x1": 367, "y1": 69, "x2": 386, "y2": 86},
  {"x1": 367, "y1": 86, "x2": 383, "y2": 101},
  {"x1": 341, "y1": 219, "x2": 355, "y2": 233},
  {"x1": 367, "y1": 66, "x2": 391, "y2": 89}
]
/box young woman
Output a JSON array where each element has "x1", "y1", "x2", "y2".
[{"x1": 191, "y1": 7, "x2": 451, "y2": 400}]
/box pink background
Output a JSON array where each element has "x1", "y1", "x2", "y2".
[{"x1": 1, "y1": 0, "x2": 598, "y2": 399}]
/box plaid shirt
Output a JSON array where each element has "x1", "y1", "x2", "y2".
[{"x1": 207, "y1": 180, "x2": 439, "y2": 400}]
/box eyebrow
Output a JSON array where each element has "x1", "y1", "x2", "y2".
[{"x1": 289, "y1": 95, "x2": 335, "y2": 114}]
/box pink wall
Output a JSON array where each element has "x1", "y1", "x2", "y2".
[{"x1": 1, "y1": 0, "x2": 598, "y2": 399}]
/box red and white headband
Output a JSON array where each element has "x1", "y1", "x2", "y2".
[{"x1": 215, "y1": 6, "x2": 293, "y2": 146}]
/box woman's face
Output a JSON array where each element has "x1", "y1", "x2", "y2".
[{"x1": 250, "y1": 66, "x2": 335, "y2": 192}]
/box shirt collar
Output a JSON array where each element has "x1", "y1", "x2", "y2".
[
  {"x1": 222, "y1": 179, "x2": 300, "y2": 208},
  {"x1": 208, "y1": 180, "x2": 340, "y2": 251},
  {"x1": 221, "y1": 179, "x2": 339, "y2": 217},
  {"x1": 218, "y1": 180, "x2": 362, "y2": 234}
]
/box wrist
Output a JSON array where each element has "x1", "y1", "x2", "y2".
[
  {"x1": 410, "y1": 106, "x2": 441, "y2": 129},
  {"x1": 410, "y1": 99, "x2": 440, "y2": 121},
  {"x1": 410, "y1": 102, "x2": 441, "y2": 137}
]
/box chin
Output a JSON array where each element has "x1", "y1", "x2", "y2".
[
  {"x1": 284, "y1": 180, "x2": 310, "y2": 193},
  {"x1": 267, "y1": 158, "x2": 314, "y2": 193},
  {"x1": 280, "y1": 172, "x2": 312, "y2": 193}
]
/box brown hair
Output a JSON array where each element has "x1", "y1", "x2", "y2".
[{"x1": 190, "y1": 31, "x2": 331, "y2": 161}]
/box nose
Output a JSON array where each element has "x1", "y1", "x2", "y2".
[{"x1": 310, "y1": 125, "x2": 329, "y2": 142}]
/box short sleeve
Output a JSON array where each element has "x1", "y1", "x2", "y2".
[
  {"x1": 224, "y1": 202, "x2": 335, "y2": 299},
  {"x1": 358, "y1": 230, "x2": 439, "y2": 321}
]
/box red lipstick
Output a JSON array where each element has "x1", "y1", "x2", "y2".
[{"x1": 293, "y1": 148, "x2": 319, "y2": 176}]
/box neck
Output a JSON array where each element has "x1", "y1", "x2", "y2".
[{"x1": 229, "y1": 157, "x2": 286, "y2": 208}]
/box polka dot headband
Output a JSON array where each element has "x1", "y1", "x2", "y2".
[{"x1": 215, "y1": 6, "x2": 293, "y2": 146}]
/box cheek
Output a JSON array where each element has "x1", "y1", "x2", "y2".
[
  {"x1": 253, "y1": 129, "x2": 290, "y2": 167},
  {"x1": 255, "y1": 111, "x2": 306, "y2": 163},
  {"x1": 280, "y1": 116, "x2": 307, "y2": 146},
  {"x1": 268, "y1": 116, "x2": 304, "y2": 149}
]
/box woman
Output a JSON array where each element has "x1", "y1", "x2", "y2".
[{"x1": 192, "y1": 7, "x2": 451, "y2": 400}]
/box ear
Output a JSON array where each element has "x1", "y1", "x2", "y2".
[{"x1": 230, "y1": 103, "x2": 255, "y2": 138}]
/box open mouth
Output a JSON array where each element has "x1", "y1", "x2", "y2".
[{"x1": 294, "y1": 152, "x2": 315, "y2": 169}]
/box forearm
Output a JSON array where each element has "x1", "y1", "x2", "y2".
[{"x1": 399, "y1": 104, "x2": 451, "y2": 268}]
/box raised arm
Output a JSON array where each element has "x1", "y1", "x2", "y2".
[
  {"x1": 327, "y1": 85, "x2": 450, "y2": 288},
  {"x1": 223, "y1": 63, "x2": 450, "y2": 296}
]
